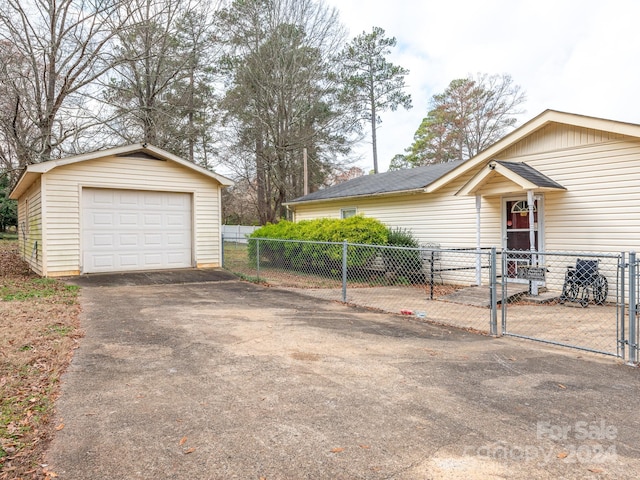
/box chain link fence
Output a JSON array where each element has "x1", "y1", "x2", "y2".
[
  {"x1": 222, "y1": 236, "x2": 640, "y2": 362},
  {"x1": 220, "y1": 233, "x2": 640, "y2": 363},
  {"x1": 500, "y1": 250, "x2": 625, "y2": 358},
  {"x1": 223, "y1": 236, "x2": 498, "y2": 334}
]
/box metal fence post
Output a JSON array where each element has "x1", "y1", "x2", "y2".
[
  {"x1": 619, "y1": 252, "x2": 626, "y2": 360},
  {"x1": 490, "y1": 247, "x2": 498, "y2": 336},
  {"x1": 628, "y1": 251, "x2": 637, "y2": 365},
  {"x1": 430, "y1": 250, "x2": 435, "y2": 300},
  {"x1": 221, "y1": 233, "x2": 225, "y2": 267},
  {"x1": 501, "y1": 249, "x2": 507, "y2": 335},
  {"x1": 342, "y1": 240, "x2": 348, "y2": 302},
  {"x1": 256, "y1": 238, "x2": 260, "y2": 281}
]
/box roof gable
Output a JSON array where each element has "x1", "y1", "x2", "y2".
[
  {"x1": 457, "y1": 161, "x2": 566, "y2": 196},
  {"x1": 426, "y1": 110, "x2": 640, "y2": 193},
  {"x1": 9, "y1": 144, "x2": 233, "y2": 199}
]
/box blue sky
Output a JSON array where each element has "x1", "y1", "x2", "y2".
[{"x1": 326, "y1": 0, "x2": 640, "y2": 172}]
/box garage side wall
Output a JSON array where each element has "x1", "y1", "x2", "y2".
[
  {"x1": 42, "y1": 155, "x2": 222, "y2": 276},
  {"x1": 16, "y1": 178, "x2": 44, "y2": 275}
]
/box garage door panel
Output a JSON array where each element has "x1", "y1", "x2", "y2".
[
  {"x1": 119, "y1": 234, "x2": 139, "y2": 247},
  {"x1": 144, "y1": 233, "x2": 162, "y2": 246},
  {"x1": 91, "y1": 190, "x2": 114, "y2": 205},
  {"x1": 119, "y1": 213, "x2": 138, "y2": 225},
  {"x1": 91, "y1": 234, "x2": 114, "y2": 247},
  {"x1": 166, "y1": 214, "x2": 187, "y2": 226},
  {"x1": 167, "y1": 195, "x2": 188, "y2": 207},
  {"x1": 93, "y1": 255, "x2": 115, "y2": 269},
  {"x1": 82, "y1": 188, "x2": 192, "y2": 273},
  {"x1": 167, "y1": 233, "x2": 187, "y2": 246},
  {"x1": 143, "y1": 214, "x2": 162, "y2": 226},
  {"x1": 92, "y1": 213, "x2": 114, "y2": 226},
  {"x1": 118, "y1": 191, "x2": 139, "y2": 206}
]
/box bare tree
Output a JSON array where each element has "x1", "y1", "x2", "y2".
[
  {"x1": 103, "y1": 0, "x2": 220, "y2": 164},
  {"x1": 217, "y1": 0, "x2": 357, "y2": 223},
  {"x1": 405, "y1": 73, "x2": 526, "y2": 166},
  {"x1": 0, "y1": 0, "x2": 129, "y2": 165}
]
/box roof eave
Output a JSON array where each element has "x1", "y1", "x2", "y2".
[
  {"x1": 8, "y1": 170, "x2": 39, "y2": 200},
  {"x1": 285, "y1": 187, "x2": 427, "y2": 208},
  {"x1": 9, "y1": 144, "x2": 233, "y2": 199}
]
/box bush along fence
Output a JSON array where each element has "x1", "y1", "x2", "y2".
[{"x1": 222, "y1": 236, "x2": 640, "y2": 365}]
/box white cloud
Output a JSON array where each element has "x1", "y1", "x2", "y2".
[{"x1": 326, "y1": 0, "x2": 640, "y2": 172}]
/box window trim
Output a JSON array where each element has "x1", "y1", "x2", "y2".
[{"x1": 340, "y1": 207, "x2": 357, "y2": 219}]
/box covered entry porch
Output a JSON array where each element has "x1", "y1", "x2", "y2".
[{"x1": 457, "y1": 160, "x2": 567, "y2": 293}]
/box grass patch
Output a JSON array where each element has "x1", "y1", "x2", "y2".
[
  {"x1": 1, "y1": 278, "x2": 79, "y2": 302},
  {"x1": 0, "y1": 241, "x2": 82, "y2": 476}
]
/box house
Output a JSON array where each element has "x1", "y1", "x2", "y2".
[
  {"x1": 9, "y1": 144, "x2": 233, "y2": 277},
  {"x1": 286, "y1": 110, "x2": 640, "y2": 256}
]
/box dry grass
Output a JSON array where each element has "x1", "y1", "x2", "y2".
[{"x1": 0, "y1": 240, "x2": 82, "y2": 480}]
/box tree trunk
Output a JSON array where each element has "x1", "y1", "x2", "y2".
[{"x1": 370, "y1": 92, "x2": 378, "y2": 174}]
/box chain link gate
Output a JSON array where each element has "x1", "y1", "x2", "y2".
[{"x1": 500, "y1": 250, "x2": 626, "y2": 358}]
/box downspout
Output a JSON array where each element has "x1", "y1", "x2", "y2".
[{"x1": 475, "y1": 194, "x2": 482, "y2": 286}]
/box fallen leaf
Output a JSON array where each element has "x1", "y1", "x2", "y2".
[
  {"x1": 359, "y1": 445, "x2": 370, "y2": 449},
  {"x1": 557, "y1": 451, "x2": 568, "y2": 459},
  {"x1": 183, "y1": 447, "x2": 196, "y2": 454},
  {"x1": 55, "y1": 423, "x2": 64, "y2": 431},
  {"x1": 330, "y1": 447, "x2": 344, "y2": 453},
  {"x1": 557, "y1": 384, "x2": 566, "y2": 389},
  {"x1": 179, "y1": 436, "x2": 187, "y2": 446},
  {"x1": 588, "y1": 468, "x2": 604, "y2": 473}
]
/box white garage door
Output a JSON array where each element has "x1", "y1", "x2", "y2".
[{"x1": 82, "y1": 188, "x2": 192, "y2": 273}]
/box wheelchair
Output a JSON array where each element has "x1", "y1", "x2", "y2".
[{"x1": 559, "y1": 259, "x2": 608, "y2": 307}]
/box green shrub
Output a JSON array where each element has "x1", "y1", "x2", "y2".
[
  {"x1": 248, "y1": 216, "x2": 389, "y2": 270},
  {"x1": 385, "y1": 228, "x2": 423, "y2": 273},
  {"x1": 387, "y1": 227, "x2": 419, "y2": 248}
]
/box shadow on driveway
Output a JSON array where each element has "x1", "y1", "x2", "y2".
[{"x1": 62, "y1": 268, "x2": 237, "y2": 287}]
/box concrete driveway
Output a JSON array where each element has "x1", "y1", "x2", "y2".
[{"x1": 46, "y1": 271, "x2": 640, "y2": 479}]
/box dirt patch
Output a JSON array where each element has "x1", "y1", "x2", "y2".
[
  {"x1": 290, "y1": 351, "x2": 322, "y2": 361},
  {"x1": 0, "y1": 241, "x2": 82, "y2": 479}
]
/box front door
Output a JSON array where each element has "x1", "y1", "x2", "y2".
[{"x1": 504, "y1": 197, "x2": 541, "y2": 279}]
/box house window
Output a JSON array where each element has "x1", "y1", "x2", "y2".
[{"x1": 340, "y1": 207, "x2": 357, "y2": 219}]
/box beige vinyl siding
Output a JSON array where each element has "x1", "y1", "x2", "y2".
[
  {"x1": 18, "y1": 178, "x2": 44, "y2": 275},
  {"x1": 498, "y1": 138, "x2": 640, "y2": 253},
  {"x1": 43, "y1": 155, "x2": 222, "y2": 275},
  {"x1": 499, "y1": 123, "x2": 628, "y2": 158}
]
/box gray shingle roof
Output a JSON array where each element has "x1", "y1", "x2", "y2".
[
  {"x1": 289, "y1": 160, "x2": 466, "y2": 203},
  {"x1": 495, "y1": 161, "x2": 566, "y2": 190}
]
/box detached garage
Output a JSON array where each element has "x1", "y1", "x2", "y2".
[{"x1": 9, "y1": 144, "x2": 233, "y2": 277}]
